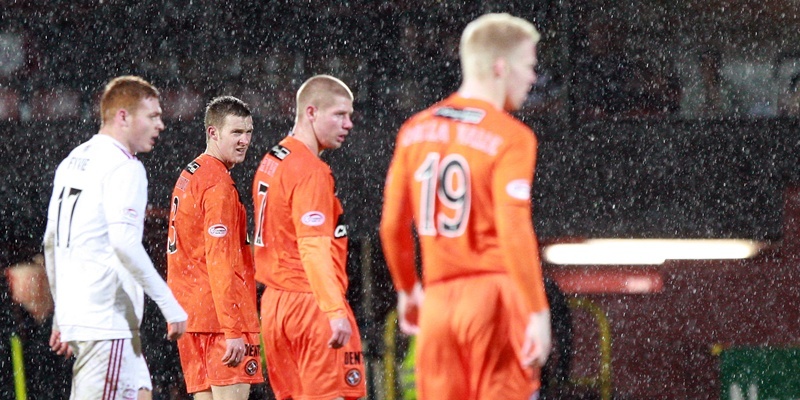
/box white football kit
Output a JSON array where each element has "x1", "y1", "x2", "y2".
[{"x1": 43, "y1": 134, "x2": 186, "y2": 398}]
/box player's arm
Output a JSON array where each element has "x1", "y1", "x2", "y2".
[
  {"x1": 493, "y1": 132, "x2": 551, "y2": 367},
  {"x1": 104, "y1": 162, "x2": 187, "y2": 340},
  {"x1": 379, "y1": 141, "x2": 423, "y2": 334},
  {"x1": 293, "y1": 171, "x2": 351, "y2": 348},
  {"x1": 42, "y1": 210, "x2": 72, "y2": 357},
  {"x1": 202, "y1": 183, "x2": 248, "y2": 365},
  {"x1": 297, "y1": 236, "x2": 351, "y2": 348}
]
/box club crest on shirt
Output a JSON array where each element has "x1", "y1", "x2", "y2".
[
  {"x1": 208, "y1": 224, "x2": 228, "y2": 237},
  {"x1": 301, "y1": 211, "x2": 325, "y2": 226},
  {"x1": 345, "y1": 368, "x2": 362, "y2": 387},
  {"x1": 506, "y1": 179, "x2": 531, "y2": 200}
]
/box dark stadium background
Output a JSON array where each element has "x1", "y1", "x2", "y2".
[{"x1": 1, "y1": 0, "x2": 799, "y2": 399}]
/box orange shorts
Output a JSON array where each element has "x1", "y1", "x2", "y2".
[
  {"x1": 416, "y1": 273, "x2": 538, "y2": 400},
  {"x1": 176, "y1": 332, "x2": 264, "y2": 393},
  {"x1": 260, "y1": 287, "x2": 366, "y2": 400}
]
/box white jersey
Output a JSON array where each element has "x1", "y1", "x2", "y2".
[{"x1": 46, "y1": 134, "x2": 181, "y2": 341}]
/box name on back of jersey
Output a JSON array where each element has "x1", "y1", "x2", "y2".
[
  {"x1": 400, "y1": 119, "x2": 504, "y2": 156},
  {"x1": 67, "y1": 156, "x2": 89, "y2": 171}
]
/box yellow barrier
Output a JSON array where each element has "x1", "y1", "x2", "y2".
[
  {"x1": 11, "y1": 333, "x2": 27, "y2": 400},
  {"x1": 567, "y1": 297, "x2": 612, "y2": 400},
  {"x1": 383, "y1": 310, "x2": 398, "y2": 400}
]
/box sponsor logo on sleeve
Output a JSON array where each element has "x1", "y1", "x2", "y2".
[
  {"x1": 269, "y1": 144, "x2": 291, "y2": 160},
  {"x1": 208, "y1": 224, "x2": 228, "y2": 237},
  {"x1": 301, "y1": 211, "x2": 325, "y2": 226},
  {"x1": 123, "y1": 208, "x2": 139, "y2": 221},
  {"x1": 506, "y1": 179, "x2": 531, "y2": 200},
  {"x1": 334, "y1": 224, "x2": 348, "y2": 238},
  {"x1": 186, "y1": 161, "x2": 201, "y2": 174}
]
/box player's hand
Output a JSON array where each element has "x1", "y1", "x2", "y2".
[
  {"x1": 49, "y1": 330, "x2": 73, "y2": 358},
  {"x1": 328, "y1": 317, "x2": 352, "y2": 349},
  {"x1": 166, "y1": 320, "x2": 186, "y2": 341},
  {"x1": 397, "y1": 282, "x2": 424, "y2": 335},
  {"x1": 221, "y1": 337, "x2": 246, "y2": 367},
  {"x1": 521, "y1": 310, "x2": 552, "y2": 368}
]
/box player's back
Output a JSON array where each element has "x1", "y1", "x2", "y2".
[
  {"x1": 388, "y1": 94, "x2": 536, "y2": 285},
  {"x1": 167, "y1": 153, "x2": 258, "y2": 332},
  {"x1": 252, "y1": 136, "x2": 349, "y2": 294},
  {"x1": 48, "y1": 134, "x2": 146, "y2": 340}
]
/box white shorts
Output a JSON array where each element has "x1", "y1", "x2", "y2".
[{"x1": 69, "y1": 334, "x2": 152, "y2": 400}]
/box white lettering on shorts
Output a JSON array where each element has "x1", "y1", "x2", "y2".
[{"x1": 301, "y1": 211, "x2": 326, "y2": 226}]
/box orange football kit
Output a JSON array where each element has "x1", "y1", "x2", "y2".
[
  {"x1": 381, "y1": 94, "x2": 549, "y2": 399},
  {"x1": 253, "y1": 136, "x2": 366, "y2": 399},
  {"x1": 167, "y1": 153, "x2": 263, "y2": 393}
]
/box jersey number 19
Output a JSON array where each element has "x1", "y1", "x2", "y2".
[{"x1": 414, "y1": 152, "x2": 471, "y2": 238}]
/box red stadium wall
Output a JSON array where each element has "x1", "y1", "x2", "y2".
[{"x1": 547, "y1": 187, "x2": 800, "y2": 399}]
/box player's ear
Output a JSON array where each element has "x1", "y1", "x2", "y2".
[
  {"x1": 115, "y1": 108, "x2": 129, "y2": 126},
  {"x1": 306, "y1": 105, "x2": 317, "y2": 123},
  {"x1": 492, "y1": 57, "x2": 507, "y2": 79},
  {"x1": 207, "y1": 125, "x2": 218, "y2": 141}
]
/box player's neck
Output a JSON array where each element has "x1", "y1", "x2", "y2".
[
  {"x1": 98, "y1": 127, "x2": 133, "y2": 155},
  {"x1": 290, "y1": 125, "x2": 321, "y2": 157},
  {"x1": 203, "y1": 146, "x2": 234, "y2": 170},
  {"x1": 457, "y1": 79, "x2": 504, "y2": 110}
]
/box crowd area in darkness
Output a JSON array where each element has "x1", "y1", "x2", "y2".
[{"x1": 1, "y1": 1, "x2": 798, "y2": 124}]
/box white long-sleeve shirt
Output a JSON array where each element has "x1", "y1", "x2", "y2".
[{"x1": 44, "y1": 134, "x2": 186, "y2": 341}]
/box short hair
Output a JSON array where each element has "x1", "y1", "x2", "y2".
[
  {"x1": 295, "y1": 75, "x2": 353, "y2": 122},
  {"x1": 459, "y1": 13, "x2": 541, "y2": 80},
  {"x1": 100, "y1": 76, "x2": 159, "y2": 124},
  {"x1": 204, "y1": 96, "x2": 252, "y2": 130}
]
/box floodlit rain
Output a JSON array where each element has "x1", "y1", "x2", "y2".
[{"x1": 1, "y1": 1, "x2": 800, "y2": 399}]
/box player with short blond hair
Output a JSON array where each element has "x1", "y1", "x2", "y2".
[
  {"x1": 380, "y1": 13, "x2": 552, "y2": 400},
  {"x1": 43, "y1": 75, "x2": 187, "y2": 400},
  {"x1": 253, "y1": 74, "x2": 366, "y2": 400}
]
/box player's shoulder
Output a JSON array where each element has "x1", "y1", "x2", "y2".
[
  {"x1": 487, "y1": 107, "x2": 533, "y2": 135},
  {"x1": 59, "y1": 134, "x2": 142, "y2": 175},
  {"x1": 273, "y1": 137, "x2": 328, "y2": 176},
  {"x1": 180, "y1": 155, "x2": 233, "y2": 188}
]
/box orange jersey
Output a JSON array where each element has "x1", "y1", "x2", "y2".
[
  {"x1": 167, "y1": 153, "x2": 260, "y2": 337},
  {"x1": 252, "y1": 136, "x2": 349, "y2": 316},
  {"x1": 380, "y1": 94, "x2": 548, "y2": 313}
]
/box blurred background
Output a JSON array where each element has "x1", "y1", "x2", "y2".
[{"x1": 1, "y1": 0, "x2": 800, "y2": 399}]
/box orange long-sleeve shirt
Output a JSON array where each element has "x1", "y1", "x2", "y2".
[
  {"x1": 380, "y1": 94, "x2": 548, "y2": 314},
  {"x1": 252, "y1": 136, "x2": 349, "y2": 319},
  {"x1": 166, "y1": 153, "x2": 260, "y2": 338}
]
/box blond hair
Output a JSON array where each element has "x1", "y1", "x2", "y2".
[
  {"x1": 459, "y1": 13, "x2": 541, "y2": 80},
  {"x1": 295, "y1": 75, "x2": 353, "y2": 122},
  {"x1": 100, "y1": 76, "x2": 159, "y2": 125}
]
